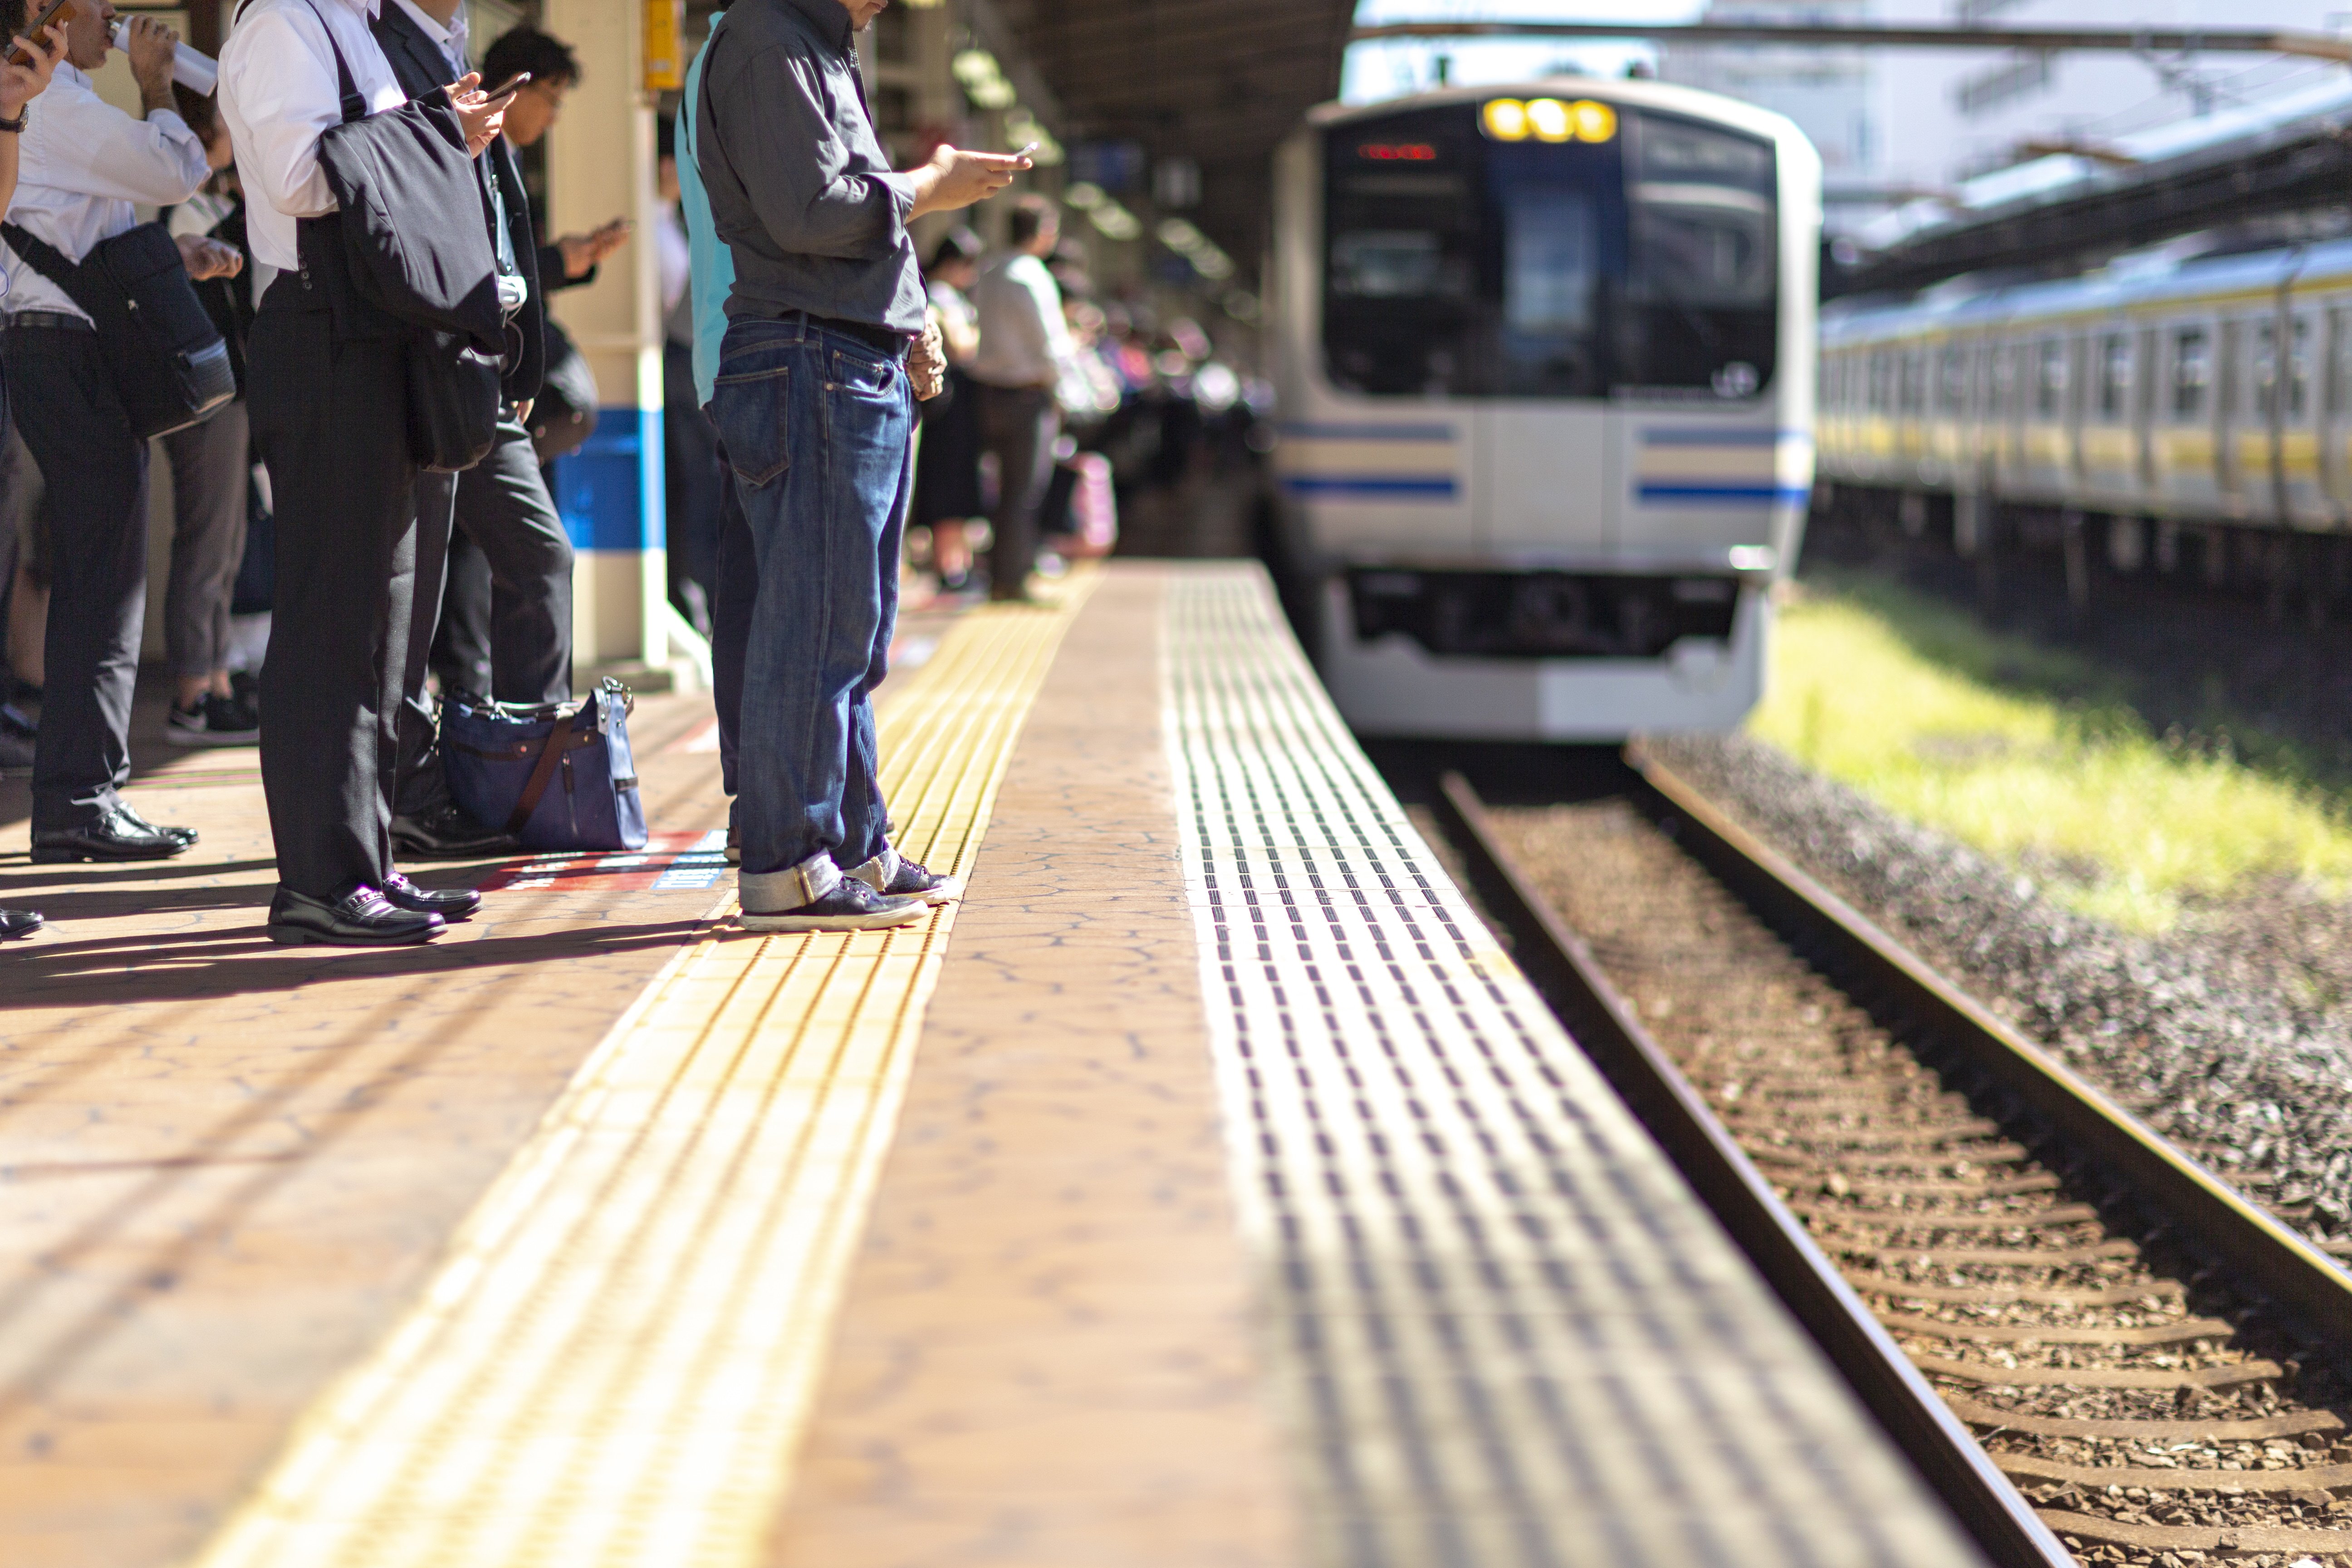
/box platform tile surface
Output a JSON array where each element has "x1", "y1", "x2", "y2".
[
  {"x1": 1162, "y1": 567, "x2": 1987, "y2": 1568},
  {"x1": 181, "y1": 572, "x2": 1100, "y2": 1568}
]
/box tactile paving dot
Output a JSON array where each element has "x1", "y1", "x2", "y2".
[{"x1": 1161, "y1": 568, "x2": 1987, "y2": 1568}]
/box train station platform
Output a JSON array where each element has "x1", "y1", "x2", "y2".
[{"x1": 2, "y1": 562, "x2": 1986, "y2": 1568}]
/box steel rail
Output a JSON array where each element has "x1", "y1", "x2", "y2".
[
  {"x1": 1351, "y1": 20, "x2": 2352, "y2": 64},
  {"x1": 1621, "y1": 743, "x2": 2352, "y2": 1348},
  {"x1": 1434, "y1": 751, "x2": 2352, "y2": 1565},
  {"x1": 1432, "y1": 769, "x2": 2070, "y2": 1568}
]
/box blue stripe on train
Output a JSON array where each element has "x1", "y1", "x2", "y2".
[
  {"x1": 1636, "y1": 484, "x2": 1811, "y2": 504},
  {"x1": 1279, "y1": 422, "x2": 1459, "y2": 442},
  {"x1": 1282, "y1": 475, "x2": 1460, "y2": 499},
  {"x1": 1638, "y1": 427, "x2": 1794, "y2": 447}
]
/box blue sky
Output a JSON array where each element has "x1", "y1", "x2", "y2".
[{"x1": 1343, "y1": 0, "x2": 1712, "y2": 103}]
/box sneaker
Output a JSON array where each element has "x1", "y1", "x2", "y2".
[
  {"x1": 847, "y1": 846, "x2": 960, "y2": 905},
  {"x1": 740, "y1": 877, "x2": 928, "y2": 932},
  {"x1": 166, "y1": 692, "x2": 260, "y2": 747}
]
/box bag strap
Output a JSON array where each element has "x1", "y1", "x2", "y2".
[
  {"x1": 0, "y1": 220, "x2": 103, "y2": 319},
  {"x1": 504, "y1": 701, "x2": 593, "y2": 835},
  {"x1": 297, "y1": 0, "x2": 368, "y2": 123}
]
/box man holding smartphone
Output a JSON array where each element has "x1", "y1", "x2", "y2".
[
  {"x1": 220, "y1": 0, "x2": 509, "y2": 943},
  {"x1": 370, "y1": 2, "x2": 580, "y2": 861},
  {"x1": 696, "y1": 0, "x2": 1023, "y2": 930},
  {"x1": 1, "y1": 0, "x2": 224, "y2": 863}
]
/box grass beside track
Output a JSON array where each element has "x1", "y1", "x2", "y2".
[{"x1": 1752, "y1": 571, "x2": 2352, "y2": 932}]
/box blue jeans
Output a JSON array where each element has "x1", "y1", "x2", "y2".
[{"x1": 709, "y1": 317, "x2": 913, "y2": 886}]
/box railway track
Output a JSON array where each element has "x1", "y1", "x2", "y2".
[{"x1": 1429, "y1": 752, "x2": 2352, "y2": 1568}]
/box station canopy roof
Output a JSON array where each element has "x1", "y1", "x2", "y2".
[{"x1": 994, "y1": 0, "x2": 1358, "y2": 287}]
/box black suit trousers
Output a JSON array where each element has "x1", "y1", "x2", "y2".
[
  {"x1": 248, "y1": 289, "x2": 451, "y2": 898},
  {"x1": 5, "y1": 325, "x2": 149, "y2": 832}
]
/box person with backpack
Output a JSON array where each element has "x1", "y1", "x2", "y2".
[{"x1": 1, "y1": 0, "x2": 230, "y2": 864}]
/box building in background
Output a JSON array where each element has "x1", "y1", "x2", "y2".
[{"x1": 1656, "y1": 0, "x2": 2348, "y2": 238}]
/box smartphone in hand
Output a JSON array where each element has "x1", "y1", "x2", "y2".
[
  {"x1": 480, "y1": 70, "x2": 531, "y2": 104},
  {"x1": 6, "y1": 0, "x2": 73, "y2": 68}
]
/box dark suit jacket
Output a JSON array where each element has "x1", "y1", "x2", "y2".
[{"x1": 371, "y1": 4, "x2": 548, "y2": 403}]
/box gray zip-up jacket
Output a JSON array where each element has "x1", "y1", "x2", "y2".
[{"x1": 693, "y1": 0, "x2": 924, "y2": 336}]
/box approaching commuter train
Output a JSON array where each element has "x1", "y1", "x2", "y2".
[
  {"x1": 1261, "y1": 81, "x2": 1823, "y2": 739},
  {"x1": 1817, "y1": 237, "x2": 2352, "y2": 544}
]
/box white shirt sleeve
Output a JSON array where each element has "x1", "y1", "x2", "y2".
[
  {"x1": 26, "y1": 89, "x2": 207, "y2": 206},
  {"x1": 220, "y1": 5, "x2": 348, "y2": 221}
]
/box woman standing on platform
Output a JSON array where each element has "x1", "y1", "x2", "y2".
[
  {"x1": 912, "y1": 225, "x2": 983, "y2": 592},
  {"x1": 0, "y1": 7, "x2": 64, "y2": 940}
]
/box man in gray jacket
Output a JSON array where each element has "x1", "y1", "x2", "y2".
[{"x1": 697, "y1": 0, "x2": 1020, "y2": 931}]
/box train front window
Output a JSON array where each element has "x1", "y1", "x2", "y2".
[{"x1": 1321, "y1": 101, "x2": 1776, "y2": 399}]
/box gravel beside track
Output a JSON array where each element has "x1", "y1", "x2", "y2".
[
  {"x1": 1483, "y1": 795, "x2": 2352, "y2": 1568},
  {"x1": 1639, "y1": 731, "x2": 2352, "y2": 1259}
]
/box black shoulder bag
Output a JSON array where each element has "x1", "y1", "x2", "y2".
[
  {"x1": 301, "y1": 4, "x2": 503, "y2": 472},
  {"x1": 1, "y1": 220, "x2": 236, "y2": 439}
]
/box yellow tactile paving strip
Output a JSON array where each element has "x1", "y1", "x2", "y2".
[{"x1": 182, "y1": 569, "x2": 1101, "y2": 1568}]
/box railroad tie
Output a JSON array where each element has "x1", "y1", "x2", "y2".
[
  {"x1": 1997, "y1": 1453, "x2": 2352, "y2": 1492},
  {"x1": 1912, "y1": 1354, "x2": 2284, "y2": 1388},
  {"x1": 1880, "y1": 1311, "x2": 2237, "y2": 1345},
  {"x1": 2037, "y1": 1512, "x2": 2352, "y2": 1558},
  {"x1": 1941, "y1": 1396, "x2": 2343, "y2": 1441},
  {"x1": 1840, "y1": 1272, "x2": 2185, "y2": 1307}
]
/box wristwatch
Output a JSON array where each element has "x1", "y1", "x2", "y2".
[{"x1": 0, "y1": 107, "x2": 27, "y2": 134}]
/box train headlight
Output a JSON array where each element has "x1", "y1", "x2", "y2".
[
  {"x1": 1482, "y1": 98, "x2": 1529, "y2": 141},
  {"x1": 1526, "y1": 97, "x2": 1573, "y2": 142},
  {"x1": 1569, "y1": 99, "x2": 1617, "y2": 142}
]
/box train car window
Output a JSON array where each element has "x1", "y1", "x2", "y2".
[
  {"x1": 1992, "y1": 346, "x2": 2017, "y2": 416},
  {"x1": 2036, "y1": 341, "x2": 2065, "y2": 418},
  {"x1": 2290, "y1": 316, "x2": 2311, "y2": 419},
  {"x1": 2172, "y1": 328, "x2": 2208, "y2": 419},
  {"x1": 2332, "y1": 311, "x2": 2352, "y2": 416},
  {"x1": 2099, "y1": 334, "x2": 2129, "y2": 420},
  {"x1": 1900, "y1": 351, "x2": 1924, "y2": 414},
  {"x1": 1871, "y1": 351, "x2": 1892, "y2": 412},
  {"x1": 1938, "y1": 346, "x2": 1964, "y2": 413},
  {"x1": 2254, "y1": 320, "x2": 2278, "y2": 420},
  {"x1": 1619, "y1": 112, "x2": 1777, "y2": 396},
  {"x1": 1322, "y1": 106, "x2": 1490, "y2": 396}
]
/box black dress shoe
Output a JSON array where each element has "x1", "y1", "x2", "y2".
[
  {"x1": 0, "y1": 908, "x2": 41, "y2": 939},
  {"x1": 267, "y1": 886, "x2": 444, "y2": 946},
  {"x1": 32, "y1": 805, "x2": 193, "y2": 863},
  {"x1": 385, "y1": 872, "x2": 481, "y2": 921},
  {"x1": 390, "y1": 800, "x2": 520, "y2": 859},
  {"x1": 113, "y1": 803, "x2": 198, "y2": 849}
]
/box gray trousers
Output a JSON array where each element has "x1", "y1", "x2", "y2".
[
  {"x1": 160, "y1": 399, "x2": 250, "y2": 680},
  {"x1": 976, "y1": 383, "x2": 1057, "y2": 598},
  {"x1": 398, "y1": 416, "x2": 573, "y2": 816}
]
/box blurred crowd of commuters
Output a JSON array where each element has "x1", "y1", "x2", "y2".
[{"x1": 0, "y1": 0, "x2": 1259, "y2": 945}]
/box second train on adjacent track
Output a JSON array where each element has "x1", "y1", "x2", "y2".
[
  {"x1": 1261, "y1": 80, "x2": 1823, "y2": 740},
  {"x1": 1817, "y1": 236, "x2": 2352, "y2": 553}
]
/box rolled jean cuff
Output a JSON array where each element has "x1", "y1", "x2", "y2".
[
  {"x1": 740, "y1": 852, "x2": 839, "y2": 912},
  {"x1": 846, "y1": 844, "x2": 898, "y2": 888}
]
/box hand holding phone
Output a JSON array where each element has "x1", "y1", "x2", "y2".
[
  {"x1": 6, "y1": 0, "x2": 72, "y2": 69},
  {"x1": 1014, "y1": 140, "x2": 1039, "y2": 162},
  {"x1": 480, "y1": 70, "x2": 530, "y2": 105}
]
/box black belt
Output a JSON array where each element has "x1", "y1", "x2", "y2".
[
  {"x1": 6, "y1": 310, "x2": 94, "y2": 333},
  {"x1": 789, "y1": 310, "x2": 911, "y2": 358}
]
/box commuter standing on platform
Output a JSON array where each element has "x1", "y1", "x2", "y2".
[
  {"x1": 967, "y1": 194, "x2": 1070, "y2": 603},
  {"x1": 160, "y1": 95, "x2": 261, "y2": 749},
  {"x1": 219, "y1": 0, "x2": 508, "y2": 945},
  {"x1": 696, "y1": 0, "x2": 1022, "y2": 930},
  {"x1": 423, "y1": 23, "x2": 627, "y2": 744},
  {"x1": 2, "y1": 2, "x2": 226, "y2": 865},
  {"x1": 0, "y1": 6, "x2": 64, "y2": 938},
  {"x1": 372, "y1": 2, "x2": 582, "y2": 862}
]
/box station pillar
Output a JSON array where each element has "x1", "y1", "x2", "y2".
[{"x1": 538, "y1": 0, "x2": 699, "y2": 687}]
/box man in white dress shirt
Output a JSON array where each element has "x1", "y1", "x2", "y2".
[
  {"x1": 2, "y1": 0, "x2": 227, "y2": 863},
  {"x1": 218, "y1": 0, "x2": 506, "y2": 945},
  {"x1": 967, "y1": 194, "x2": 1071, "y2": 603}
]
